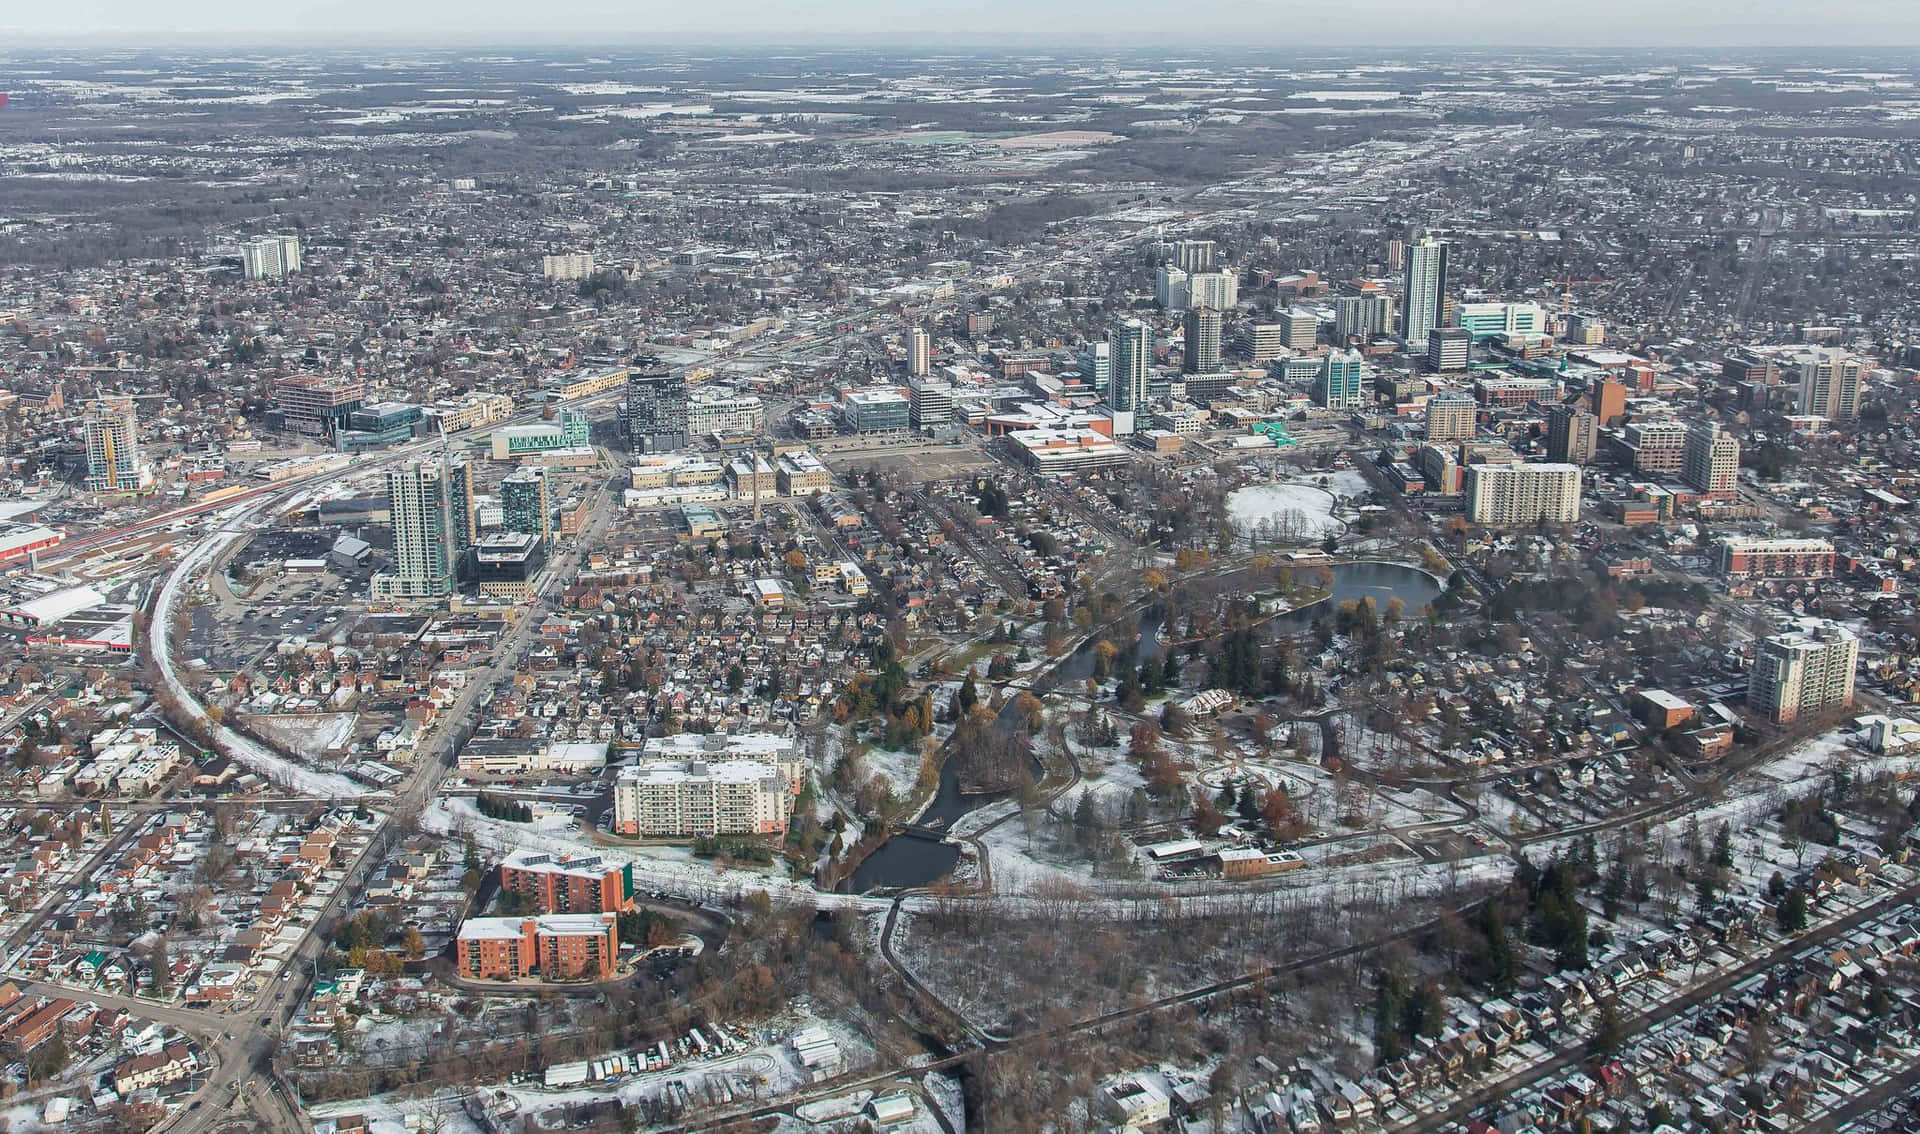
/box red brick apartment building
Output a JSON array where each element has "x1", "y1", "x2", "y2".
[
  {"x1": 497, "y1": 850, "x2": 631, "y2": 915},
  {"x1": 455, "y1": 913, "x2": 618, "y2": 981}
]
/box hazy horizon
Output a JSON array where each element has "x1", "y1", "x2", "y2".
[{"x1": 3, "y1": 0, "x2": 1918, "y2": 51}]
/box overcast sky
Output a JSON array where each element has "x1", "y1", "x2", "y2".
[{"x1": 4, "y1": 0, "x2": 1918, "y2": 48}]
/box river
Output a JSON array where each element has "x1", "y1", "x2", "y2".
[{"x1": 842, "y1": 560, "x2": 1443, "y2": 893}]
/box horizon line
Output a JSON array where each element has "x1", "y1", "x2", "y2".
[{"x1": 3, "y1": 36, "x2": 1919, "y2": 53}]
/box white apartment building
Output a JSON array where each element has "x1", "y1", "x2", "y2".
[
  {"x1": 612, "y1": 760, "x2": 790, "y2": 837},
  {"x1": 1750, "y1": 620, "x2": 1858, "y2": 725},
  {"x1": 1466, "y1": 462, "x2": 1582, "y2": 526}
]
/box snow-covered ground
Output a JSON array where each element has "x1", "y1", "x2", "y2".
[
  {"x1": 247, "y1": 711, "x2": 358, "y2": 759},
  {"x1": 1226, "y1": 482, "x2": 1344, "y2": 541},
  {"x1": 152, "y1": 524, "x2": 368, "y2": 798},
  {"x1": 426, "y1": 795, "x2": 888, "y2": 912}
]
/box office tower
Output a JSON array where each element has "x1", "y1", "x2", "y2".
[
  {"x1": 1182, "y1": 307, "x2": 1222, "y2": 374},
  {"x1": 1278, "y1": 308, "x2": 1318, "y2": 350},
  {"x1": 1546, "y1": 405, "x2": 1598, "y2": 465},
  {"x1": 376, "y1": 461, "x2": 460, "y2": 599},
  {"x1": 501, "y1": 467, "x2": 552, "y2": 550},
  {"x1": 241, "y1": 234, "x2": 302, "y2": 280},
  {"x1": 842, "y1": 388, "x2": 910, "y2": 434},
  {"x1": 1589, "y1": 377, "x2": 1627, "y2": 427},
  {"x1": 1186, "y1": 270, "x2": 1239, "y2": 311},
  {"x1": 541, "y1": 252, "x2": 597, "y2": 281},
  {"x1": 1427, "y1": 327, "x2": 1471, "y2": 372},
  {"x1": 1454, "y1": 301, "x2": 1549, "y2": 339},
  {"x1": 1793, "y1": 349, "x2": 1863, "y2": 423},
  {"x1": 907, "y1": 326, "x2": 931, "y2": 377},
  {"x1": 1425, "y1": 392, "x2": 1478, "y2": 443},
  {"x1": 1155, "y1": 264, "x2": 1190, "y2": 310},
  {"x1": 1334, "y1": 294, "x2": 1394, "y2": 344},
  {"x1": 1107, "y1": 318, "x2": 1151, "y2": 436},
  {"x1": 84, "y1": 398, "x2": 152, "y2": 494},
  {"x1": 1081, "y1": 341, "x2": 1111, "y2": 393},
  {"x1": 1721, "y1": 349, "x2": 1780, "y2": 386},
  {"x1": 1313, "y1": 350, "x2": 1367, "y2": 410},
  {"x1": 1172, "y1": 239, "x2": 1216, "y2": 273},
  {"x1": 910, "y1": 379, "x2": 954, "y2": 428},
  {"x1": 1244, "y1": 323, "x2": 1285, "y2": 363},
  {"x1": 1466, "y1": 463, "x2": 1582, "y2": 526},
  {"x1": 1682, "y1": 422, "x2": 1740, "y2": 500},
  {"x1": 1401, "y1": 235, "x2": 1448, "y2": 343},
  {"x1": 625, "y1": 362, "x2": 688, "y2": 453},
  {"x1": 274, "y1": 374, "x2": 365, "y2": 438},
  {"x1": 1749, "y1": 621, "x2": 1858, "y2": 724},
  {"x1": 1387, "y1": 238, "x2": 1406, "y2": 273}
]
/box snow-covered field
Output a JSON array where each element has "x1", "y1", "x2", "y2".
[
  {"x1": 1227, "y1": 482, "x2": 1344, "y2": 541},
  {"x1": 247, "y1": 712, "x2": 358, "y2": 759}
]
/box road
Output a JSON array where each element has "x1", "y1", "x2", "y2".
[
  {"x1": 1398, "y1": 875, "x2": 1920, "y2": 1133},
  {"x1": 117, "y1": 442, "x2": 625, "y2": 1129}
]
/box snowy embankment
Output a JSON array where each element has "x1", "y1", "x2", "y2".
[
  {"x1": 425, "y1": 795, "x2": 889, "y2": 912},
  {"x1": 152, "y1": 524, "x2": 368, "y2": 798}
]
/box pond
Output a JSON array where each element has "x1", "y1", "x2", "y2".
[{"x1": 842, "y1": 560, "x2": 1443, "y2": 893}]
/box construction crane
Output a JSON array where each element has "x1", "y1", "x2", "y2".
[{"x1": 1548, "y1": 279, "x2": 1605, "y2": 313}]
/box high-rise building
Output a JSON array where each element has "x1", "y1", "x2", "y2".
[
  {"x1": 1424, "y1": 392, "x2": 1478, "y2": 443},
  {"x1": 1793, "y1": 349, "x2": 1863, "y2": 423},
  {"x1": 84, "y1": 398, "x2": 152, "y2": 494},
  {"x1": 1278, "y1": 308, "x2": 1319, "y2": 350},
  {"x1": 1155, "y1": 264, "x2": 1189, "y2": 310},
  {"x1": 1589, "y1": 377, "x2": 1627, "y2": 426},
  {"x1": 241, "y1": 234, "x2": 302, "y2": 280},
  {"x1": 541, "y1": 253, "x2": 597, "y2": 281},
  {"x1": 1466, "y1": 462, "x2": 1582, "y2": 526},
  {"x1": 1182, "y1": 307, "x2": 1222, "y2": 374},
  {"x1": 1546, "y1": 405, "x2": 1598, "y2": 465},
  {"x1": 1107, "y1": 318, "x2": 1151, "y2": 436},
  {"x1": 612, "y1": 760, "x2": 791, "y2": 837},
  {"x1": 1171, "y1": 239, "x2": 1216, "y2": 273},
  {"x1": 1333, "y1": 294, "x2": 1394, "y2": 344},
  {"x1": 274, "y1": 374, "x2": 364, "y2": 438},
  {"x1": 1387, "y1": 238, "x2": 1406, "y2": 273},
  {"x1": 1313, "y1": 350, "x2": 1367, "y2": 410},
  {"x1": 1749, "y1": 621, "x2": 1858, "y2": 724},
  {"x1": 374, "y1": 461, "x2": 461, "y2": 599},
  {"x1": 1243, "y1": 323, "x2": 1285, "y2": 363},
  {"x1": 1081, "y1": 341, "x2": 1111, "y2": 393},
  {"x1": 625, "y1": 362, "x2": 688, "y2": 453},
  {"x1": 1564, "y1": 312, "x2": 1606, "y2": 346},
  {"x1": 1186, "y1": 270, "x2": 1239, "y2": 311},
  {"x1": 1621, "y1": 420, "x2": 1688, "y2": 476},
  {"x1": 910, "y1": 379, "x2": 954, "y2": 428},
  {"x1": 1401, "y1": 236, "x2": 1448, "y2": 343},
  {"x1": 1427, "y1": 327, "x2": 1471, "y2": 372},
  {"x1": 1721, "y1": 349, "x2": 1781, "y2": 386},
  {"x1": 1682, "y1": 422, "x2": 1740, "y2": 500},
  {"x1": 907, "y1": 326, "x2": 931, "y2": 377},
  {"x1": 447, "y1": 459, "x2": 476, "y2": 574},
  {"x1": 501, "y1": 467, "x2": 551, "y2": 549}
]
